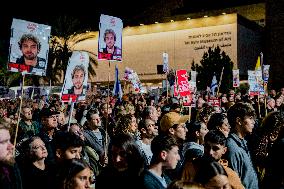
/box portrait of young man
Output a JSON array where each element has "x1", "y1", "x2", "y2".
[
  {"x1": 16, "y1": 33, "x2": 46, "y2": 72},
  {"x1": 102, "y1": 29, "x2": 122, "y2": 59},
  {"x1": 68, "y1": 64, "x2": 87, "y2": 96}
]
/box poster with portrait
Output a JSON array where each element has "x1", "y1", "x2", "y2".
[
  {"x1": 8, "y1": 18, "x2": 51, "y2": 76},
  {"x1": 232, "y1": 69, "x2": 240, "y2": 87},
  {"x1": 61, "y1": 51, "x2": 89, "y2": 102},
  {"x1": 162, "y1": 52, "x2": 169, "y2": 73},
  {"x1": 263, "y1": 65, "x2": 270, "y2": 83},
  {"x1": 98, "y1": 14, "x2": 123, "y2": 61}
]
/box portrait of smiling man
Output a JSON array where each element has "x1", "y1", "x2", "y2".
[{"x1": 16, "y1": 33, "x2": 46, "y2": 73}]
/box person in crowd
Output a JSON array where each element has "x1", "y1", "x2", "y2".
[
  {"x1": 125, "y1": 103, "x2": 136, "y2": 115},
  {"x1": 56, "y1": 111, "x2": 66, "y2": 131},
  {"x1": 196, "y1": 105, "x2": 214, "y2": 126},
  {"x1": 142, "y1": 106, "x2": 159, "y2": 124},
  {"x1": 96, "y1": 133, "x2": 144, "y2": 189},
  {"x1": 183, "y1": 121, "x2": 208, "y2": 162},
  {"x1": 226, "y1": 102, "x2": 259, "y2": 189},
  {"x1": 18, "y1": 136, "x2": 56, "y2": 189},
  {"x1": 182, "y1": 130, "x2": 244, "y2": 189},
  {"x1": 18, "y1": 105, "x2": 41, "y2": 141},
  {"x1": 142, "y1": 135, "x2": 180, "y2": 189},
  {"x1": 16, "y1": 33, "x2": 46, "y2": 73},
  {"x1": 99, "y1": 103, "x2": 115, "y2": 139},
  {"x1": 67, "y1": 123, "x2": 101, "y2": 176},
  {"x1": 251, "y1": 107, "x2": 284, "y2": 188},
  {"x1": 137, "y1": 118, "x2": 159, "y2": 166},
  {"x1": 68, "y1": 64, "x2": 87, "y2": 96},
  {"x1": 169, "y1": 97, "x2": 182, "y2": 113},
  {"x1": 0, "y1": 120, "x2": 23, "y2": 189},
  {"x1": 207, "y1": 113, "x2": 231, "y2": 137},
  {"x1": 37, "y1": 108, "x2": 59, "y2": 164},
  {"x1": 57, "y1": 158, "x2": 92, "y2": 189},
  {"x1": 261, "y1": 111, "x2": 284, "y2": 189},
  {"x1": 194, "y1": 157, "x2": 232, "y2": 189},
  {"x1": 269, "y1": 89, "x2": 277, "y2": 99},
  {"x1": 167, "y1": 180, "x2": 205, "y2": 189},
  {"x1": 159, "y1": 111, "x2": 189, "y2": 180},
  {"x1": 32, "y1": 99, "x2": 41, "y2": 122},
  {"x1": 83, "y1": 108, "x2": 109, "y2": 168},
  {"x1": 115, "y1": 113, "x2": 140, "y2": 140},
  {"x1": 65, "y1": 106, "x2": 78, "y2": 124},
  {"x1": 266, "y1": 97, "x2": 277, "y2": 113},
  {"x1": 54, "y1": 132, "x2": 84, "y2": 162},
  {"x1": 275, "y1": 96, "x2": 283, "y2": 110}
]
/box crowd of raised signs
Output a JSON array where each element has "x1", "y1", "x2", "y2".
[{"x1": 0, "y1": 87, "x2": 284, "y2": 189}]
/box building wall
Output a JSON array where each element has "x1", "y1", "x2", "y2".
[
  {"x1": 237, "y1": 23, "x2": 263, "y2": 78},
  {"x1": 75, "y1": 14, "x2": 238, "y2": 84},
  {"x1": 266, "y1": 0, "x2": 284, "y2": 90}
]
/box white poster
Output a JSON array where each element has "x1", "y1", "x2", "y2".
[
  {"x1": 190, "y1": 71, "x2": 197, "y2": 82},
  {"x1": 162, "y1": 52, "x2": 169, "y2": 73},
  {"x1": 98, "y1": 14, "x2": 123, "y2": 61},
  {"x1": 61, "y1": 51, "x2": 89, "y2": 102},
  {"x1": 263, "y1": 65, "x2": 270, "y2": 83},
  {"x1": 8, "y1": 18, "x2": 51, "y2": 76},
  {"x1": 232, "y1": 69, "x2": 240, "y2": 87}
]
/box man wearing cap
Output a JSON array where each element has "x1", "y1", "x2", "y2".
[
  {"x1": 159, "y1": 111, "x2": 189, "y2": 180},
  {"x1": 37, "y1": 108, "x2": 59, "y2": 164}
]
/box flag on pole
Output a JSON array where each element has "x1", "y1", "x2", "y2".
[
  {"x1": 255, "y1": 56, "x2": 261, "y2": 71},
  {"x1": 162, "y1": 52, "x2": 169, "y2": 73},
  {"x1": 113, "y1": 65, "x2": 123, "y2": 100},
  {"x1": 210, "y1": 74, "x2": 218, "y2": 96}
]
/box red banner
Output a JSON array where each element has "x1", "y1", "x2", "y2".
[{"x1": 175, "y1": 69, "x2": 190, "y2": 97}]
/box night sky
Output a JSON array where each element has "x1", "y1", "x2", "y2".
[{"x1": 0, "y1": 0, "x2": 263, "y2": 40}]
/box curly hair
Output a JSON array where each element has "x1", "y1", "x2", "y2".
[
  {"x1": 18, "y1": 33, "x2": 41, "y2": 51},
  {"x1": 227, "y1": 102, "x2": 256, "y2": 130},
  {"x1": 197, "y1": 105, "x2": 214, "y2": 124},
  {"x1": 115, "y1": 114, "x2": 134, "y2": 135},
  {"x1": 104, "y1": 28, "x2": 116, "y2": 41},
  {"x1": 71, "y1": 64, "x2": 86, "y2": 79}
]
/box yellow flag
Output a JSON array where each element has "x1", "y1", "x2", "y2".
[{"x1": 255, "y1": 56, "x2": 261, "y2": 70}]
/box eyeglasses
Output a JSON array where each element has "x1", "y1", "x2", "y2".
[{"x1": 32, "y1": 145, "x2": 46, "y2": 150}]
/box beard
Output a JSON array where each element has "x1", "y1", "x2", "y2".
[
  {"x1": 24, "y1": 53, "x2": 36, "y2": 60},
  {"x1": 1, "y1": 154, "x2": 15, "y2": 166}
]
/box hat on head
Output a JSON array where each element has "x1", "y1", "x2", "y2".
[
  {"x1": 160, "y1": 112, "x2": 189, "y2": 132},
  {"x1": 40, "y1": 108, "x2": 59, "y2": 118}
]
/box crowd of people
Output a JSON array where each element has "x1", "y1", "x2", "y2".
[{"x1": 1, "y1": 86, "x2": 284, "y2": 189}]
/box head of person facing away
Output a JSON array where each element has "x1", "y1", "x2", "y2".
[{"x1": 18, "y1": 33, "x2": 41, "y2": 66}]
